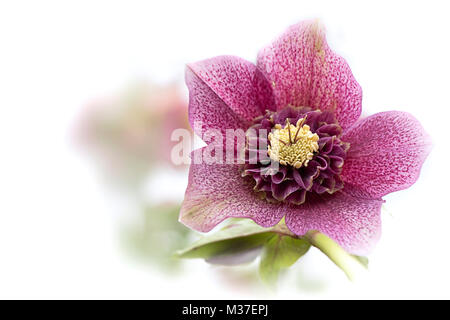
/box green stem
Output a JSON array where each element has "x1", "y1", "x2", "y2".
[{"x1": 304, "y1": 230, "x2": 365, "y2": 281}]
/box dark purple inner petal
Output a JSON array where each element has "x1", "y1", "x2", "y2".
[{"x1": 242, "y1": 106, "x2": 348, "y2": 205}]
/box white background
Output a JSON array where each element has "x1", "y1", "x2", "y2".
[{"x1": 0, "y1": 0, "x2": 449, "y2": 299}]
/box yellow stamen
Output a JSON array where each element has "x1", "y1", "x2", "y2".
[{"x1": 268, "y1": 118, "x2": 319, "y2": 168}]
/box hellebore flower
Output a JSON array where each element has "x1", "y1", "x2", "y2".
[{"x1": 180, "y1": 20, "x2": 430, "y2": 255}]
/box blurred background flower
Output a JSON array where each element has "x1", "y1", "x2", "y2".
[
  {"x1": 76, "y1": 81, "x2": 190, "y2": 189},
  {"x1": 75, "y1": 80, "x2": 193, "y2": 272}
]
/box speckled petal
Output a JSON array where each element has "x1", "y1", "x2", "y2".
[
  {"x1": 186, "y1": 56, "x2": 275, "y2": 136},
  {"x1": 341, "y1": 111, "x2": 431, "y2": 199},
  {"x1": 180, "y1": 148, "x2": 285, "y2": 232},
  {"x1": 257, "y1": 20, "x2": 362, "y2": 129},
  {"x1": 285, "y1": 185, "x2": 383, "y2": 255}
]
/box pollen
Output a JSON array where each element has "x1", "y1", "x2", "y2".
[{"x1": 268, "y1": 117, "x2": 319, "y2": 168}]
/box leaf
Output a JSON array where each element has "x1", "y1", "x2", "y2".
[
  {"x1": 175, "y1": 219, "x2": 273, "y2": 264},
  {"x1": 259, "y1": 235, "x2": 311, "y2": 287},
  {"x1": 206, "y1": 246, "x2": 263, "y2": 266}
]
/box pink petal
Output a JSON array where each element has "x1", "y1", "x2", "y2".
[
  {"x1": 257, "y1": 20, "x2": 362, "y2": 129},
  {"x1": 180, "y1": 148, "x2": 285, "y2": 232},
  {"x1": 186, "y1": 56, "x2": 275, "y2": 136},
  {"x1": 341, "y1": 111, "x2": 431, "y2": 199},
  {"x1": 285, "y1": 185, "x2": 383, "y2": 255}
]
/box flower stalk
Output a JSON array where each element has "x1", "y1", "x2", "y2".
[{"x1": 304, "y1": 230, "x2": 366, "y2": 281}]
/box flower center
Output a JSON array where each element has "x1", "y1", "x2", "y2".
[{"x1": 267, "y1": 117, "x2": 319, "y2": 168}]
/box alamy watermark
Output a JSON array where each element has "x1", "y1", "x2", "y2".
[{"x1": 170, "y1": 121, "x2": 280, "y2": 173}]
